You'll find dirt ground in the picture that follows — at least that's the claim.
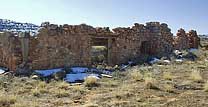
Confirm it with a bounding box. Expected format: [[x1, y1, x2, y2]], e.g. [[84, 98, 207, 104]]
[[1, 42, 208, 107]]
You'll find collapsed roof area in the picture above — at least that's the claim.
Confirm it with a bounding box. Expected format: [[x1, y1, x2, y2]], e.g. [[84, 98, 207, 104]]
[[0, 22, 200, 71]]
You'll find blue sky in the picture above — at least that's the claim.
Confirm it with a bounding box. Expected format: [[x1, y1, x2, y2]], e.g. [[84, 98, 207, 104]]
[[0, 0, 207, 34]]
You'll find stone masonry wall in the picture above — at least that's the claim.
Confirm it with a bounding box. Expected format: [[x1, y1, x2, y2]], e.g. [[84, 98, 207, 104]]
[[28, 23, 93, 70], [112, 22, 174, 63], [0, 32, 23, 71], [0, 22, 201, 71]]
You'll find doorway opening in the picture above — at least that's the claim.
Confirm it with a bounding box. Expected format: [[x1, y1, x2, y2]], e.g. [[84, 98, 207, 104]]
[[140, 41, 152, 55], [91, 38, 108, 65]]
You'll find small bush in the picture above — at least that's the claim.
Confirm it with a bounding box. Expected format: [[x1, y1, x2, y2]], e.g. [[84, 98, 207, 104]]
[[144, 77, 159, 90], [130, 70, 143, 81], [0, 95, 16, 107], [54, 89, 69, 98], [190, 70, 203, 82], [37, 81, 46, 88], [163, 84, 175, 93], [84, 76, 99, 87], [58, 81, 70, 90], [163, 72, 173, 80], [31, 88, 41, 97]]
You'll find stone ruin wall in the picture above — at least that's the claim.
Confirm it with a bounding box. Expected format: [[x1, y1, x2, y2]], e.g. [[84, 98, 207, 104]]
[[0, 22, 201, 71], [28, 24, 93, 70], [174, 29, 200, 50], [0, 32, 23, 70], [112, 22, 174, 63]]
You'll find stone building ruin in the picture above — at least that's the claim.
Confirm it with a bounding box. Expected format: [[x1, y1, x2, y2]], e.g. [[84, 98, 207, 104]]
[[0, 22, 200, 71]]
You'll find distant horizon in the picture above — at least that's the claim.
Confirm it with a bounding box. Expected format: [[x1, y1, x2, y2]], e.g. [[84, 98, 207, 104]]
[[0, 0, 207, 35]]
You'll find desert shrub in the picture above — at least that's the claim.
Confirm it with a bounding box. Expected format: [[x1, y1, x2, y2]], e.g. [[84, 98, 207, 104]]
[[54, 89, 69, 98], [84, 76, 99, 87], [144, 76, 159, 90], [31, 88, 41, 97], [163, 84, 175, 93], [37, 81, 46, 88], [130, 70, 143, 81], [163, 72, 173, 80], [190, 70, 203, 82], [57, 81, 70, 90], [0, 95, 16, 107], [16, 87, 31, 94]]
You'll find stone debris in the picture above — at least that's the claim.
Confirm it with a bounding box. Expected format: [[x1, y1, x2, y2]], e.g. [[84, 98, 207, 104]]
[[101, 74, 113, 78]]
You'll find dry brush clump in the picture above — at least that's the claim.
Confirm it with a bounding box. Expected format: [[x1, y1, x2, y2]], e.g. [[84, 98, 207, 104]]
[[54, 89, 70, 98], [57, 81, 70, 90], [204, 81, 208, 92], [189, 70, 203, 83], [163, 84, 175, 93], [31, 88, 41, 97], [163, 72, 174, 80], [84, 76, 99, 87], [130, 69, 143, 81], [0, 94, 17, 107], [144, 76, 159, 90]]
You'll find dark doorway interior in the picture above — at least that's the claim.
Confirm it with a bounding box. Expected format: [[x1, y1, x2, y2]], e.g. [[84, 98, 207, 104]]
[[140, 41, 152, 55]]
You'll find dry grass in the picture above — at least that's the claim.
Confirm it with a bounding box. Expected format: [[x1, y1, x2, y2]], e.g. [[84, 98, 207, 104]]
[[57, 81, 70, 90], [144, 76, 159, 90], [31, 88, 41, 97], [84, 76, 99, 87], [189, 70, 203, 82], [0, 94, 17, 107], [163, 84, 175, 93], [0, 47, 208, 107], [130, 69, 143, 81], [54, 89, 70, 98], [163, 72, 174, 80], [204, 81, 208, 92], [37, 81, 46, 88]]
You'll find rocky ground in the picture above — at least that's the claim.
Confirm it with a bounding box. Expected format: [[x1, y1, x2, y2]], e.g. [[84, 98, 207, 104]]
[[1, 42, 208, 107]]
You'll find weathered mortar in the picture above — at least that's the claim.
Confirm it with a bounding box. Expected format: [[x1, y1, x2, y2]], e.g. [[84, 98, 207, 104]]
[[0, 22, 201, 71]]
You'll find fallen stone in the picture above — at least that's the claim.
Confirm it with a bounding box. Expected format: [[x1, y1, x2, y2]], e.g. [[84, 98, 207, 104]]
[[101, 74, 113, 78], [175, 59, 183, 63], [31, 75, 39, 79]]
